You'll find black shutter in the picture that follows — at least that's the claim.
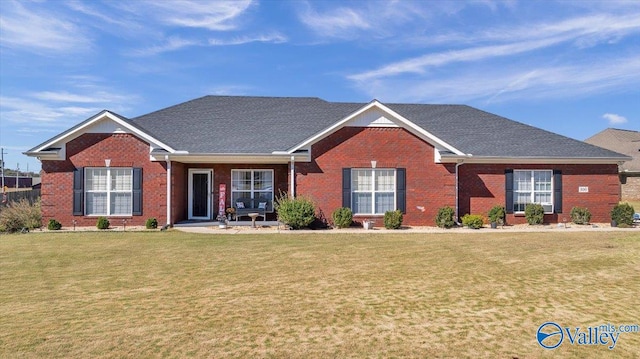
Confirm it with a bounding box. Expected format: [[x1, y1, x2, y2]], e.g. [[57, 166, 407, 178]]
[[132, 168, 142, 216], [73, 167, 83, 215], [342, 168, 351, 208], [553, 170, 562, 213], [505, 169, 514, 214], [396, 168, 406, 213]]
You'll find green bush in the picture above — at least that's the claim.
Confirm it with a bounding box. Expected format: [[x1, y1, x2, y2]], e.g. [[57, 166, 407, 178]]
[[96, 217, 110, 230], [487, 205, 505, 225], [524, 203, 545, 225], [275, 193, 316, 230], [331, 207, 353, 228], [47, 219, 62, 230], [146, 217, 158, 229], [435, 206, 456, 228], [570, 206, 591, 225], [384, 210, 403, 229], [611, 203, 635, 226], [0, 199, 42, 233], [461, 214, 484, 229]]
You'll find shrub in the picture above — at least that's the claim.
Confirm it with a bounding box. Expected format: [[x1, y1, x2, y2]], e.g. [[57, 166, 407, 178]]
[[48, 219, 62, 230], [0, 199, 42, 233], [146, 217, 158, 229], [435, 206, 456, 228], [275, 193, 316, 230], [384, 210, 403, 229], [96, 217, 110, 230], [611, 203, 635, 226], [461, 214, 484, 229], [570, 206, 591, 225], [332, 207, 353, 228], [524, 203, 545, 225], [487, 205, 505, 225]]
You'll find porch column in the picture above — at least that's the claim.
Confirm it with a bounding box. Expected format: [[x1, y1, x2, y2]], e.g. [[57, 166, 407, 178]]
[[165, 155, 172, 226], [290, 156, 295, 198]]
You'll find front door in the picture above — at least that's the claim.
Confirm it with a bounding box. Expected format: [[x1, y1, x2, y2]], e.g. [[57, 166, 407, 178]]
[[188, 169, 212, 220]]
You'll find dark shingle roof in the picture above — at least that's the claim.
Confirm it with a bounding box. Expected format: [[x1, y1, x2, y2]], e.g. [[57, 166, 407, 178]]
[[133, 96, 361, 153], [386, 104, 626, 158], [131, 95, 628, 159]]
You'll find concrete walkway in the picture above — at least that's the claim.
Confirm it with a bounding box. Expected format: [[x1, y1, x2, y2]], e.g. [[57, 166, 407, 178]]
[[173, 223, 639, 235]]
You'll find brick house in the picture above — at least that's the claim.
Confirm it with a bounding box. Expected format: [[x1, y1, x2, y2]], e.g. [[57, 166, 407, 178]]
[[585, 128, 640, 202], [25, 96, 630, 227]]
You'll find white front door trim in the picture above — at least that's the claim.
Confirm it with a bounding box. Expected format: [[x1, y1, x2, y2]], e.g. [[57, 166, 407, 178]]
[[188, 168, 213, 220]]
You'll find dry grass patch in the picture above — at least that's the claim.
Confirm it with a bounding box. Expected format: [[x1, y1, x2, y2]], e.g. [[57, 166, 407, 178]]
[[1, 231, 639, 358]]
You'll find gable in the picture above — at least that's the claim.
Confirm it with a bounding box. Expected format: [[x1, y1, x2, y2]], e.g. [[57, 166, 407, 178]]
[[24, 110, 176, 161], [288, 100, 465, 158], [346, 107, 399, 128]]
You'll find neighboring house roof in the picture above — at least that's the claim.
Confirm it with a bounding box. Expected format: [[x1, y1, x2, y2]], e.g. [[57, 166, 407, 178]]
[[26, 95, 630, 164], [585, 128, 640, 172]]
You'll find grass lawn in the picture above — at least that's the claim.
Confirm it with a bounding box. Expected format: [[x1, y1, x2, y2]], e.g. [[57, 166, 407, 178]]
[[1, 231, 639, 358]]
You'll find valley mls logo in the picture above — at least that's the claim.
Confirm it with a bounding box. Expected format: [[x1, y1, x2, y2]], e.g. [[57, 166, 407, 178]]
[[537, 322, 564, 349], [536, 322, 635, 350]]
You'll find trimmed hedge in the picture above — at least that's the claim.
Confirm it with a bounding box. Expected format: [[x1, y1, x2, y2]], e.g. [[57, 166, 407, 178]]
[[96, 217, 110, 230], [524, 203, 545, 225], [48, 219, 62, 230], [461, 214, 484, 229], [332, 207, 353, 228], [146, 218, 158, 229], [384, 210, 403, 229], [436, 206, 456, 228], [611, 203, 635, 226], [570, 206, 591, 225], [275, 193, 316, 230]]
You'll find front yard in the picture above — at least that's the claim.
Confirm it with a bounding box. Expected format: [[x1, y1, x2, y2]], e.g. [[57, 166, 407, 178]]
[[1, 231, 639, 358]]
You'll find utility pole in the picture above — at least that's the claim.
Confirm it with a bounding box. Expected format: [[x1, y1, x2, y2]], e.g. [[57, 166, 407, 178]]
[[16, 163, 20, 189], [1, 147, 6, 192]]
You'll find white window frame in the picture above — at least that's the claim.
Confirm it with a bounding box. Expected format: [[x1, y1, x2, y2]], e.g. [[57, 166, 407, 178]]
[[351, 168, 396, 215], [84, 167, 133, 216], [231, 169, 274, 212], [513, 169, 554, 214]]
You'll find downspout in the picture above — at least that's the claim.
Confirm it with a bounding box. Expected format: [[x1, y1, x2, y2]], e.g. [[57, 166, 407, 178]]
[[290, 156, 295, 198], [165, 155, 172, 226], [455, 160, 464, 223]]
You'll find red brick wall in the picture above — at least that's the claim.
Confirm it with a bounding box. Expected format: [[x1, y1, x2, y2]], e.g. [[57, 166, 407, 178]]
[[295, 127, 455, 226], [41, 133, 167, 227], [459, 164, 621, 224]]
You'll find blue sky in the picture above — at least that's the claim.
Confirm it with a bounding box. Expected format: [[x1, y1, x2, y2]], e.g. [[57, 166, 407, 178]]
[[1, 0, 639, 172]]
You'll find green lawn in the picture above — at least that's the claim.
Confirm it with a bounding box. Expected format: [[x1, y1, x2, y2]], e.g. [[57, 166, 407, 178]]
[[1, 231, 639, 358]]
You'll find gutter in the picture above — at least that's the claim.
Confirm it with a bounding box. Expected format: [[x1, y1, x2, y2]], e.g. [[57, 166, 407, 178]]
[[455, 160, 464, 223]]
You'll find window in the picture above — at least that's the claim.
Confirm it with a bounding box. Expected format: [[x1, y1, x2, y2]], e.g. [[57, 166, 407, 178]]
[[85, 168, 133, 215], [351, 169, 396, 214], [231, 169, 274, 210], [513, 170, 553, 213]]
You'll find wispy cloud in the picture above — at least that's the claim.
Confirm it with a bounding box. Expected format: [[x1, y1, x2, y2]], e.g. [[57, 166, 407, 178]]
[[30, 91, 130, 104], [140, 0, 254, 31], [0, 0, 91, 53], [602, 113, 628, 125], [349, 37, 572, 82], [298, 5, 371, 38], [350, 12, 640, 82], [133, 36, 203, 56], [354, 56, 640, 104], [208, 33, 287, 46], [1, 82, 137, 128]]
